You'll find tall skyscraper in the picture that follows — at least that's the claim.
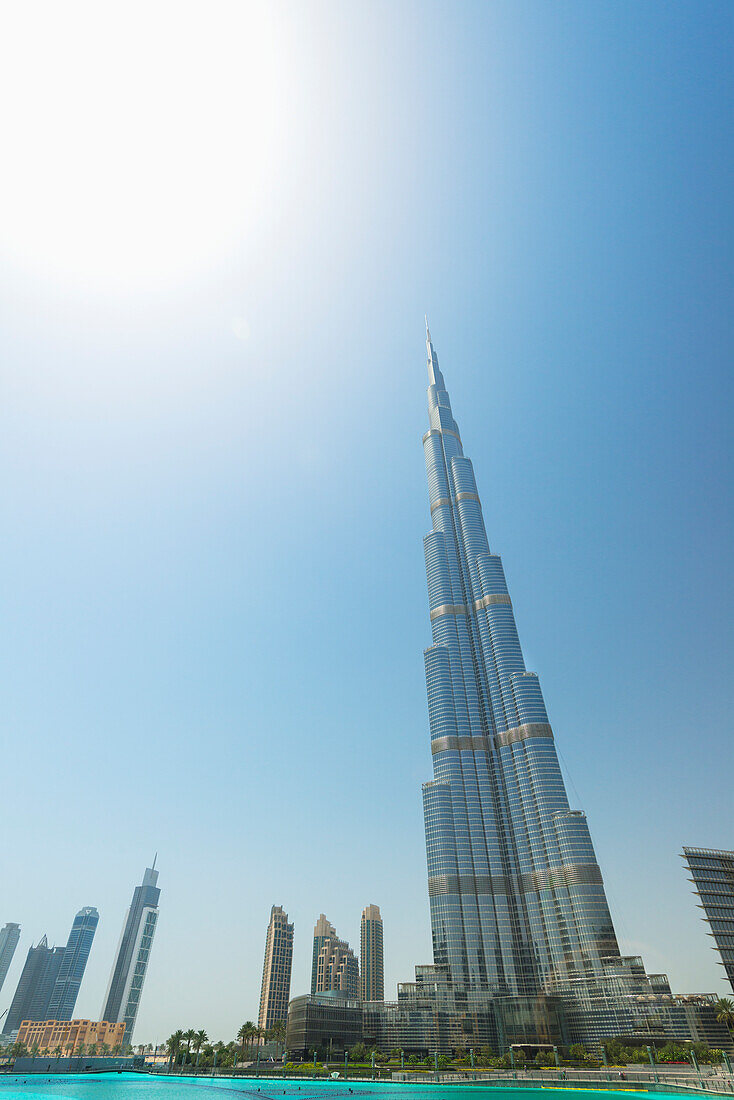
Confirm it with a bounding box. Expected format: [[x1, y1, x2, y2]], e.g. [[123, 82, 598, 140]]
[[418, 325, 669, 1042], [311, 914, 336, 995], [47, 906, 99, 1020], [683, 847, 734, 993], [101, 863, 160, 1046], [2, 936, 65, 1035], [258, 905, 294, 1032], [312, 917, 359, 1000], [360, 905, 383, 1002], [0, 923, 21, 996]]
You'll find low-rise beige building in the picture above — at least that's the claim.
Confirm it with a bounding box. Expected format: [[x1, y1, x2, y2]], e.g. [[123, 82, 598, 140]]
[[17, 1018, 125, 1054]]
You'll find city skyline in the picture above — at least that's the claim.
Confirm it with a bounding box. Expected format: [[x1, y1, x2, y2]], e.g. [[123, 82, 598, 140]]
[[1, 0, 731, 1044]]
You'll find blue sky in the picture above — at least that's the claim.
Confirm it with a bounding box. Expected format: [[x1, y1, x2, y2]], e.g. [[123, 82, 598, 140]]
[[1, 0, 732, 1043]]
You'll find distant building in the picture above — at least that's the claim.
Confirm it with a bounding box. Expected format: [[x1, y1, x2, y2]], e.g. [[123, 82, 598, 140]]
[[314, 927, 359, 1000], [0, 923, 21, 996], [258, 905, 294, 1032], [47, 907, 99, 1021], [2, 936, 65, 1035], [310, 915, 336, 995], [16, 1018, 125, 1055], [360, 905, 383, 1002], [683, 847, 734, 993], [286, 993, 362, 1059], [101, 863, 160, 1046]]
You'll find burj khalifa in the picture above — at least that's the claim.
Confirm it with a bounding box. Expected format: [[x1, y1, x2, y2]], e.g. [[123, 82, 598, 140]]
[[418, 324, 683, 1044]]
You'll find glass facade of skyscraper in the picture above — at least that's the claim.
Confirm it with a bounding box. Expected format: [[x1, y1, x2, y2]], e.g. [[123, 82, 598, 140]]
[[47, 906, 99, 1021], [2, 936, 65, 1035]]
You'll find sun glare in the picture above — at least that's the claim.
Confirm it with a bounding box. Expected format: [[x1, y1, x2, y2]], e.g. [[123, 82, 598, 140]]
[[0, 1, 285, 292]]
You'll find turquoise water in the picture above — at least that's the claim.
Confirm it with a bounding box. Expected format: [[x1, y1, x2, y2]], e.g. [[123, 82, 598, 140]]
[[0, 1072, 664, 1100]]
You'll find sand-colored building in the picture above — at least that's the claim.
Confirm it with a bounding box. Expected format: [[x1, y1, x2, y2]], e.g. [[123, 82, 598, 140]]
[[16, 1018, 125, 1054]]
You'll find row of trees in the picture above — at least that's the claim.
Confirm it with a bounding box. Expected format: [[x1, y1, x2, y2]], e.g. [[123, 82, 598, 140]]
[[164, 1020, 287, 1069], [3, 1040, 129, 1061]]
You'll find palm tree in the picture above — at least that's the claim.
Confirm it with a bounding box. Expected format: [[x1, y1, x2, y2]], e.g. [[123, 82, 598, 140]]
[[715, 998, 734, 1030], [236, 1024, 248, 1066], [183, 1029, 197, 1064], [194, 1030, 208, 1068], [167, 1030, 184, 1068], [239, 1020, 257, 1060], [270, 1020, 286, 1054]]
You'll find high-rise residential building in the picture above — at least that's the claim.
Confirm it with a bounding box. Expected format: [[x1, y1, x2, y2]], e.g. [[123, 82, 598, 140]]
[[416, 324, 685, 1044], [2, 936, 65, 1035], [360, 905, 383, 1002], [47, 906, 99, 1021], [683, 847, 734, 993], [101, 863, 160, 1046], [258, 905, 294, 1032], [312, 919, 359, 1000], [0, 923, 21, 996], [311, 914, 336, 995]]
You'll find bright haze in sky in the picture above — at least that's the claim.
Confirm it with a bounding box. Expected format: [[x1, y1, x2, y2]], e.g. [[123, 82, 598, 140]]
[[1, 0, 732, 1044]]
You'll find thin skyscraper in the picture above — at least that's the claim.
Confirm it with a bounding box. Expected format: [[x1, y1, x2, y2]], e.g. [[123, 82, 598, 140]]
[[0, 923, 20, 997], [101, 862, 160, 1045], [360, 905, 383, 1002], [47, 906, 99, 1020], [258, 905, 294, 1032]]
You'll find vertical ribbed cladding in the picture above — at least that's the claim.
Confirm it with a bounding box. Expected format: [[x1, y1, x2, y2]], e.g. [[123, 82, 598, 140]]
[[422, 780, 465, 979], [553, 812, 620, 965], [511, 673, 549, 725], [424, 645, 458, 750], [424, 533, 454, 613]]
